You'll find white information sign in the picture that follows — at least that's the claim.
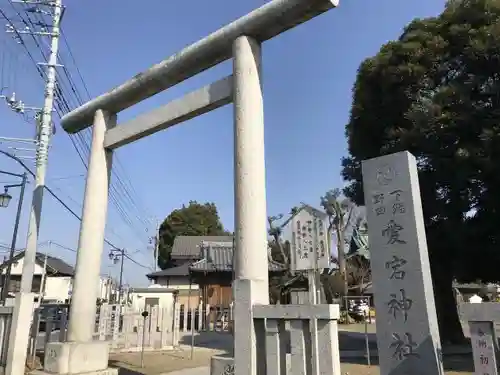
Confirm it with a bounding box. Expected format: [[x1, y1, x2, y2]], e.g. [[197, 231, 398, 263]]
[[291, 207, 330, 271]]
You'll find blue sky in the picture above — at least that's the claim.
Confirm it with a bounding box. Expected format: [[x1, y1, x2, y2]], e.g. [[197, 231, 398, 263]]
[[0, 0, 446, 287]]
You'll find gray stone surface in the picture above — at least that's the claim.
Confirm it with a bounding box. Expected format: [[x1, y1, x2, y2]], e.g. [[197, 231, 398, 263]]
[[60, 0, 339, 133], [362, 151, 444, 375], [164, 367, 209, 375], [32, 368, 118, 375], [210, 354, 298, 375], [44, 341, 110, 374], [210, 355, 234, 375], [461, 302, 500, 322], [469, 321, 498, 375]]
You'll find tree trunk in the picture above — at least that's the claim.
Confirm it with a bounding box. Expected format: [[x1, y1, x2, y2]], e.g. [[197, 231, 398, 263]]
[[335, 224, 348, 298], [432, 199, 467, 345], [277, 239, 288, 265], [432, 260, 465, 345]]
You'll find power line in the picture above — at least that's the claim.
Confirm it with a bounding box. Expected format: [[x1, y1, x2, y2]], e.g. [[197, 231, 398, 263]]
[[1, 2, 155, 254], [0, 148, 150, 270]]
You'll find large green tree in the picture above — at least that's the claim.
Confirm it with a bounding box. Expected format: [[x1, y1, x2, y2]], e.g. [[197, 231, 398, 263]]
[[158, 201, 230, 269], [341, 0, 500, 343]]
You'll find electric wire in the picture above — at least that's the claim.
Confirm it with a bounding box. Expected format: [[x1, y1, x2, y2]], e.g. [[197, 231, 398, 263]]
[[0, 2, 155, 251], [0, 148, 152, 270], [2, 0, 153, 237]]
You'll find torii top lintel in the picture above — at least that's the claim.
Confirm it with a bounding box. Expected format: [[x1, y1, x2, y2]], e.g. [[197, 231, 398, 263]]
[[60, 0, 339, 134]]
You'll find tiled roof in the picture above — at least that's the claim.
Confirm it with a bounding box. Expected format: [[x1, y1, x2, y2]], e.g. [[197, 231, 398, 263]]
[[0, 251, 74, 276], [39, 254, 75, 276], [171, 236, 234, 259], [146, 262, 192, 278], [190, 241, 286, 273]]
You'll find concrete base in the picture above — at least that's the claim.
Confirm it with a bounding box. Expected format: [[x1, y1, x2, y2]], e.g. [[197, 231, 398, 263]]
[[210, 355, 293, 375], [32, 368, 118, 375], [5, 292, 35, 375], [43, 341, 110, 375], [210, 356, 233, 375]]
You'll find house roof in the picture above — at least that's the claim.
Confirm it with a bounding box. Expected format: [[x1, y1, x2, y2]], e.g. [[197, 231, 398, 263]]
[[0, 251, 74, 276], [146, 262, 192, 279], [171, 235, 234, 259], [190, 241, 286, 273]]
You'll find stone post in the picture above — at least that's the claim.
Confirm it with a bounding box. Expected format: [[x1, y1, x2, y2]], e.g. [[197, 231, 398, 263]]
[[68, 109, 115, 342], [42, 109, 117, 375], [362, 151, 444, 375], [232, 35, 269, 375]]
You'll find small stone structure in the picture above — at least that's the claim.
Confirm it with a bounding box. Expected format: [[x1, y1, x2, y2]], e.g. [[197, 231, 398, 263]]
[[211, 304, 341, 375], [461, 302, 500, 375]]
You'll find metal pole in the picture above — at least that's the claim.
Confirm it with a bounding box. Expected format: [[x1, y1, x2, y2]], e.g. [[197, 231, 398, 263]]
[[140, 311, 148, 367], [118, 249, 124, 304], [21, 0, 63, 294], [2, 172, 27, 303], [187, 275, 194, 360], [364, 310, 371, 366]]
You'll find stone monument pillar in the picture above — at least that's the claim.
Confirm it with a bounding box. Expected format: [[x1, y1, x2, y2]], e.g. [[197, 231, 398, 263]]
[[362, 151, 444, 375]]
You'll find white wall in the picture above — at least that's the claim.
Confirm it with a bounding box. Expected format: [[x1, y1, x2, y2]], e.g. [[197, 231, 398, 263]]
[[42, 275, 116, 303], [0, 257, 44, 275], [0, 256, 71, 302], [153, 276, 199, 290], [44, 276, 72, 302], [129, 289, 176, 312], [96, 276, 120, 301]]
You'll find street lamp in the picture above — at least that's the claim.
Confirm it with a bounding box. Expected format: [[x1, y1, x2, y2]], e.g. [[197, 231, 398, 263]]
[[0, 189, 12, 208], [0, 170, 28, 304], [109, 248, 125, 304]]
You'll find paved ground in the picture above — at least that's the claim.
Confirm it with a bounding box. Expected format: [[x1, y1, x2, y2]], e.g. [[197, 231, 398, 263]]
[[105, 323, 475, 375], [29, 323, 475, 374], [108, 348, 226, 375], [108, 351, 475, 375]]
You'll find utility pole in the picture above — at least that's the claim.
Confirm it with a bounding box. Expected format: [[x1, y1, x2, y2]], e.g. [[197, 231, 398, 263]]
[[118, 249, 124, 303], [154, 219, 159, 272], [149, 218, 160, 272], [108, 248, 125, 304], [6, 0, 64, 293]]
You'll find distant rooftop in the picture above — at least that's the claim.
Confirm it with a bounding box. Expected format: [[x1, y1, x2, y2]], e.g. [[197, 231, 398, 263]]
[[0, 251, 74, 276], [190, 241, 286, 273], [171, 235, 233, 260]]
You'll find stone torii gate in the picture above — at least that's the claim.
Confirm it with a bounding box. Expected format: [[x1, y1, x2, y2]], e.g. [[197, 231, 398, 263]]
[[42, 1, 340, 375]]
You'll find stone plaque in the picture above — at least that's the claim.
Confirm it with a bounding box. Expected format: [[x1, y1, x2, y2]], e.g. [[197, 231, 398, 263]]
[[362, 151, 444, 375], [469, 321, 498, 375]]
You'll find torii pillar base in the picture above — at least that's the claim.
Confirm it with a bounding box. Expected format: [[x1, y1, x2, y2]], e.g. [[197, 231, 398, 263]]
[[36, 341, 117, 375]]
